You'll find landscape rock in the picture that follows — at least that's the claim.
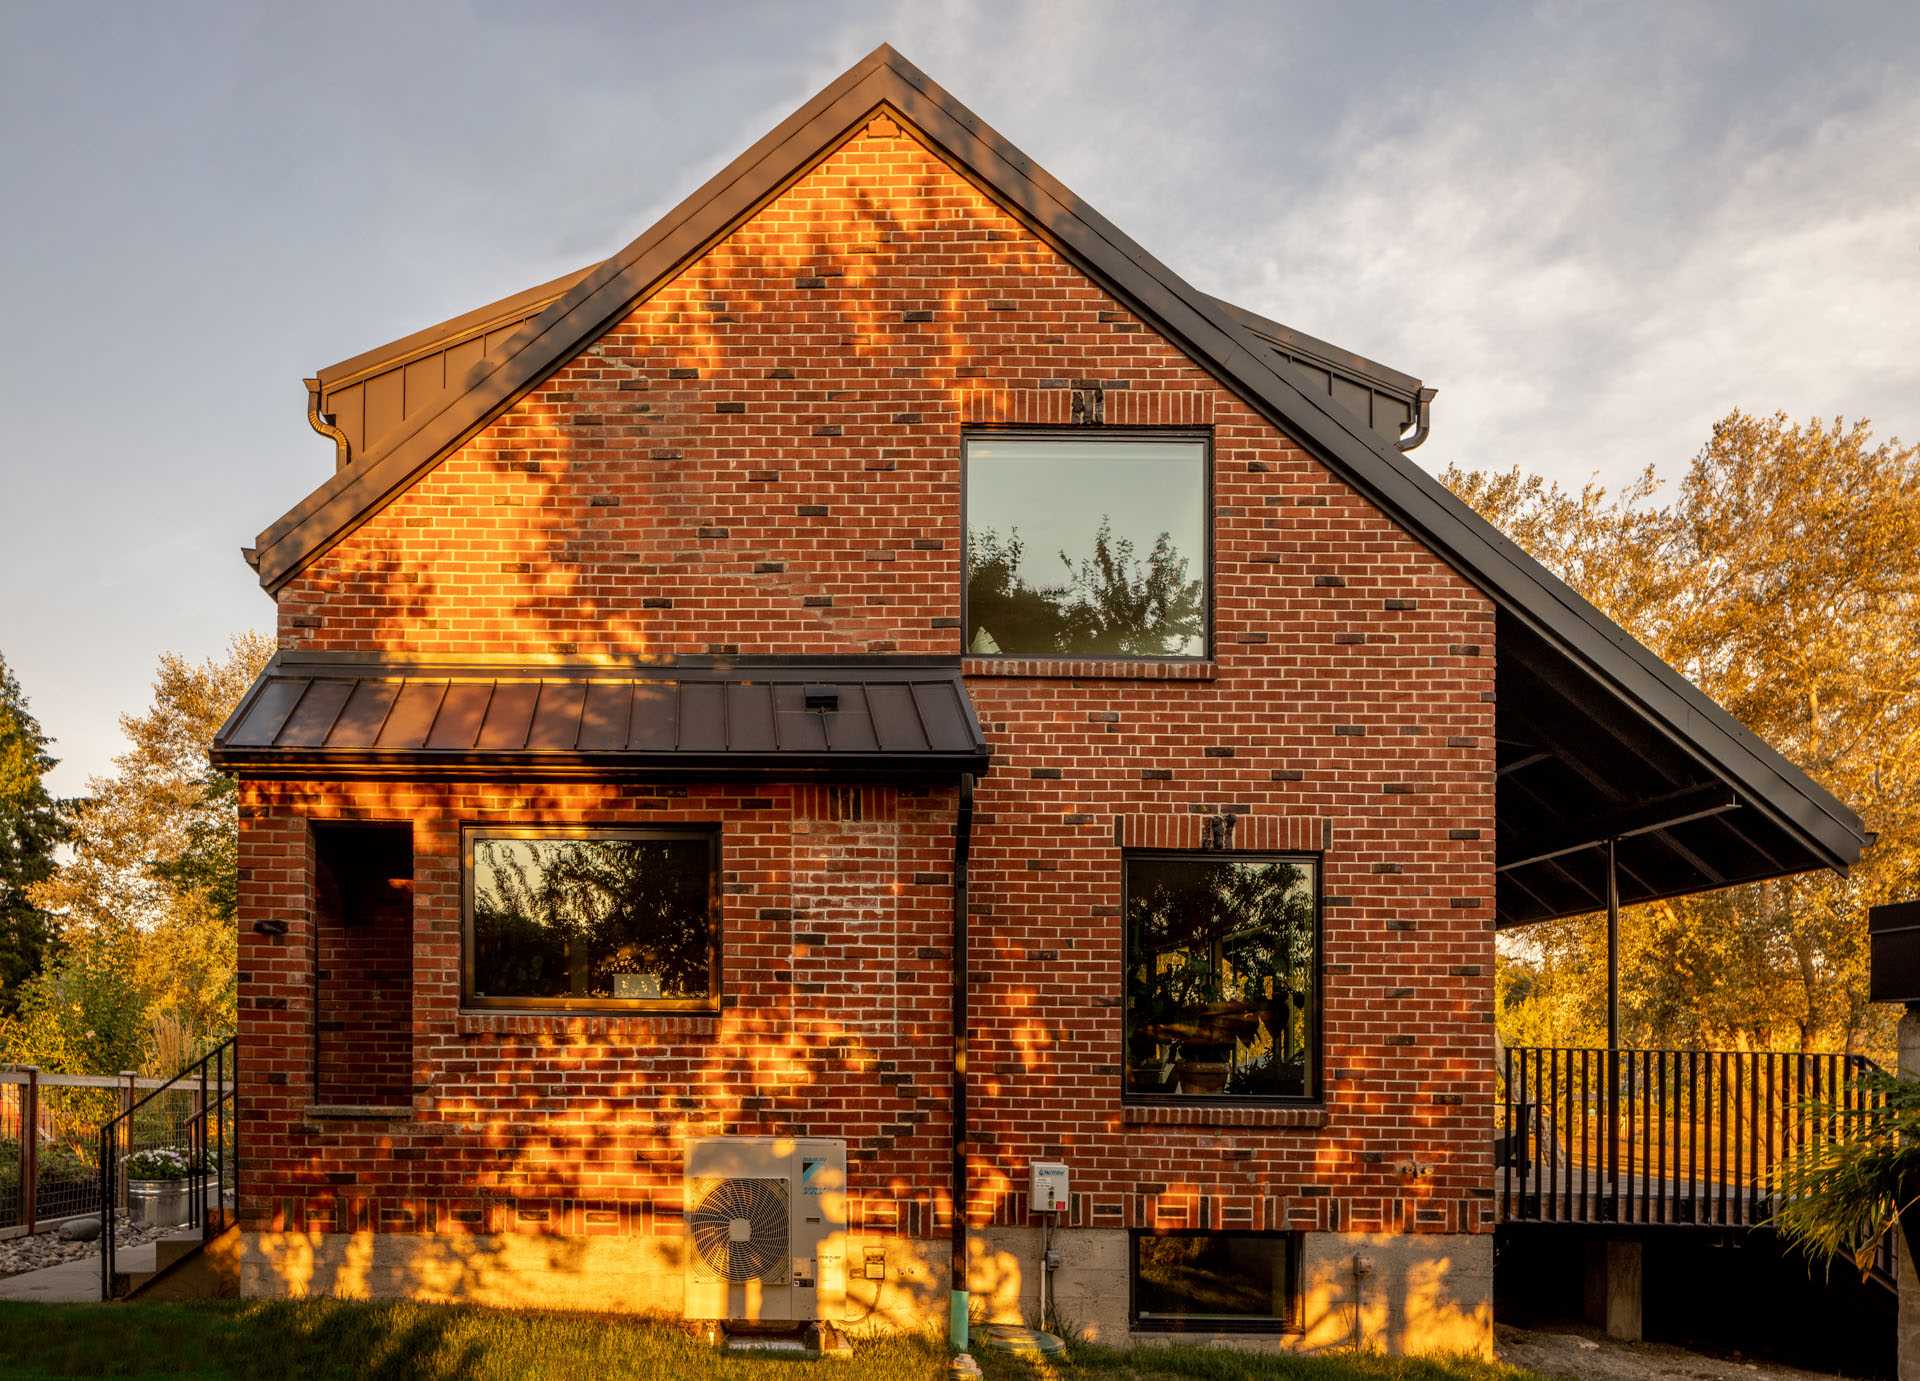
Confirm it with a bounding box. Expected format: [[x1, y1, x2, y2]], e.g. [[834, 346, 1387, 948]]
[[57, 1217, 101, 1242]]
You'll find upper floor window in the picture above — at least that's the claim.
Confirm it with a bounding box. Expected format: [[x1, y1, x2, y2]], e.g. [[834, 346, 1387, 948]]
[[963, 435, 1209, 659], [1124, 853, 1319, 1101], [463, 827, 719, 1011]]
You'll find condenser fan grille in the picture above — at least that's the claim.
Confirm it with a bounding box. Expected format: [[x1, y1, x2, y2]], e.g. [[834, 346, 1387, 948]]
[[689, 1177, 790, 1284]]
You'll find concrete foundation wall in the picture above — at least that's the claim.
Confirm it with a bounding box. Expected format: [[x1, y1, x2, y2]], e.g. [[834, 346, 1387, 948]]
[[239, 1227, 1492, 1357]]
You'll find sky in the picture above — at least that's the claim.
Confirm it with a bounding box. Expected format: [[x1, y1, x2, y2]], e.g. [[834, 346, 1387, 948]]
[[2, 1, 1916, 797]]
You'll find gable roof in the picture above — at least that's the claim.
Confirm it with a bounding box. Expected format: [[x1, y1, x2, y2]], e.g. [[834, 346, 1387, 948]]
[[245, 43, 1868, 914]]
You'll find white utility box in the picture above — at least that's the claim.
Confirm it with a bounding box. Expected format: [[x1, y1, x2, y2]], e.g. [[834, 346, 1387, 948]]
[[1030, 1160, 1070, 1214]]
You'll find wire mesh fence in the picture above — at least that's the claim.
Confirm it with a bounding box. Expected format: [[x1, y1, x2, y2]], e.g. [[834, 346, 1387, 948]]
[[0, 1068, 190, 1236]]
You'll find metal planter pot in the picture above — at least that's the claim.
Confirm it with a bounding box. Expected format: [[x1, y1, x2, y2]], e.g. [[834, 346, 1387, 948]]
[[127, 1177, 193, 1231]]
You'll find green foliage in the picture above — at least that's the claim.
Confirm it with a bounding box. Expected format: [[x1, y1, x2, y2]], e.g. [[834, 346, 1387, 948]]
[[1, 635, 271, 1075], [0, 1139, 94, 1195], [0, 653, 65, 1019], [1768, 1067, 1920, 1275], [1, 918, 152, 1073]]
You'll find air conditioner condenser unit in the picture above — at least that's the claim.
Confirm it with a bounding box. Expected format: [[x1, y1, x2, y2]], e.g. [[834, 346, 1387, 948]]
[[684, 1135, 847, 1324]]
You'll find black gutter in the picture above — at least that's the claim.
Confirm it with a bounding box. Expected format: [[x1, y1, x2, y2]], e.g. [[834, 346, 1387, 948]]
[[949, 772, 975, 1355]]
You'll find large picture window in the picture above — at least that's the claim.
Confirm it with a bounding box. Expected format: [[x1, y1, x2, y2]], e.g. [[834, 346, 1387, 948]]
[[463, 828, 719, 1011], [1131, 1231, 1301, 1332], [964, 435, 1209, 659], [1124, 853, 1318, 1101]]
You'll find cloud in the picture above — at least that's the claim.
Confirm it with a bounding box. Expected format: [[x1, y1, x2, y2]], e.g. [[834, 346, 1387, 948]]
[[839, 2, 1920, 490]]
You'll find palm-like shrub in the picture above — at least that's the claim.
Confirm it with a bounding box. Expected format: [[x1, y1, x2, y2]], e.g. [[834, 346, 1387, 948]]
[[1768, 1068, 1919, 1274]]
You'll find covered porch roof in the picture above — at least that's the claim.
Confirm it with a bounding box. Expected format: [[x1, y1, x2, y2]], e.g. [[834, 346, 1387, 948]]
[[1494, 608, 1867, 928]]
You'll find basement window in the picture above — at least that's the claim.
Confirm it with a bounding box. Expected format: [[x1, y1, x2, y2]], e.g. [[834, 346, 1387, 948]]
[[963, 434, 1209, 659], [462, 827, 719, 1012], [1124, 853, 1319, 1102], [1130, 1230, 1302, 1332]]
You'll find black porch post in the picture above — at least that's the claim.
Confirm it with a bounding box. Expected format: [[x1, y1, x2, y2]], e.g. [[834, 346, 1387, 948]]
[[1606, 837, 1620, 1207]]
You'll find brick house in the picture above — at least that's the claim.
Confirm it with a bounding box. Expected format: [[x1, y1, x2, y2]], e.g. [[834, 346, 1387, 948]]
[[214, 47, 1865, 1354]]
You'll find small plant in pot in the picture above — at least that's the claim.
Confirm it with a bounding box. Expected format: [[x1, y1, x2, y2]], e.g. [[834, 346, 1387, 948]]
[[124, 1147, 202, 1231], [1768, 1067, 1920, 1276]]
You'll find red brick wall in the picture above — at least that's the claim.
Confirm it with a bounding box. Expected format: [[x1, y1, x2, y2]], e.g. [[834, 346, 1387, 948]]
[[240, 112, 1497, 1247], [239, 782, 959, 1238]]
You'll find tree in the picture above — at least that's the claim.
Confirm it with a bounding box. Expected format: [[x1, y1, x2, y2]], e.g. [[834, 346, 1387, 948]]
[[0, 654, 64, 1017], [2, 634, 271, 1073], [1452, 413, 1920, 1060], [966, 519, 1205, 656]]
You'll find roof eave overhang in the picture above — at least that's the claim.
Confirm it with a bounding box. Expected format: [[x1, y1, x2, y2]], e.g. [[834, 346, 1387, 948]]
[[209, 748, 991, 781]]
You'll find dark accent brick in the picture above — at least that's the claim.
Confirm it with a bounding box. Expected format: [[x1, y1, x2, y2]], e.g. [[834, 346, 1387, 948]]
[[696, 527, 729, 539], [1140, 768, 1173, 781], [668, 368, 699, 379], [642, 597, 673, 609], [1313, 575, 1346, 588], [1385, 598, 1417, 610], [1030, 768, 1063, 780], [798, 504, 829, 517], [715, 402, 746, 414]]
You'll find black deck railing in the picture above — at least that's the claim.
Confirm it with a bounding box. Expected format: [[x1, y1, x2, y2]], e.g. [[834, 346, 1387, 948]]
[[1500, 1046, 1884, 1230], [98, 1038, 236, 1300]]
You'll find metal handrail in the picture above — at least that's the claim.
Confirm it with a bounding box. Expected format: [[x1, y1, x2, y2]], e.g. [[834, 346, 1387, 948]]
[[99, 1037, 236, 1300]]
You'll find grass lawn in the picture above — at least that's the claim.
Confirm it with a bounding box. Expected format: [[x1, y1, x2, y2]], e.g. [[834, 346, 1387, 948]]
[[0, 1300, 1536, 1380]]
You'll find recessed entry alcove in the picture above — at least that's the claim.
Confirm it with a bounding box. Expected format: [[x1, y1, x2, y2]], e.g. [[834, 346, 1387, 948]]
[[312, 823, 414, 1109]]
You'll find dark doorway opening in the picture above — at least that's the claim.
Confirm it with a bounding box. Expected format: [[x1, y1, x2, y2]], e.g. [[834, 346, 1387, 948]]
[[312, 823, 414, 1107]]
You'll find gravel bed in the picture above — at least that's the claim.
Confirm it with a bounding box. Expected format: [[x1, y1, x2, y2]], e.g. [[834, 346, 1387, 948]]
[[0, 1216, 169, 1278]]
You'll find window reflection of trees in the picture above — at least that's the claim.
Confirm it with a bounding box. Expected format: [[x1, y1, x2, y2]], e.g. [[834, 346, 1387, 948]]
[[471, 835, 713, 1003], [966, 519, 1205, 658], [1125, 858, 1316, 1099]]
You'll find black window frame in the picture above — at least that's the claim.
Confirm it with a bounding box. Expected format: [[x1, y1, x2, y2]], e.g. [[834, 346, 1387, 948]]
[[959, 427, 1216, 664], [1128, 1228, 1305, 1334], [460, 824, 723, 1014], [1121, 849, 1324, 1107]]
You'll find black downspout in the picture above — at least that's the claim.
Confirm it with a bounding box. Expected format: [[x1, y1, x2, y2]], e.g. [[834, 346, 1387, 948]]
[[949, 772, 976, 1355]]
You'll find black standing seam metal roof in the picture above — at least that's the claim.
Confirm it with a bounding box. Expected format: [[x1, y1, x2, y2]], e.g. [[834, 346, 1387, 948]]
[[211, 657, 990, 779], [241, 43, 1866, 900]]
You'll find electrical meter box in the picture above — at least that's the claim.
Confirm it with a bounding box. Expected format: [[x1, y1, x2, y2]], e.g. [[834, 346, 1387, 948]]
[[1030, 1160, 1070, 1214]]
